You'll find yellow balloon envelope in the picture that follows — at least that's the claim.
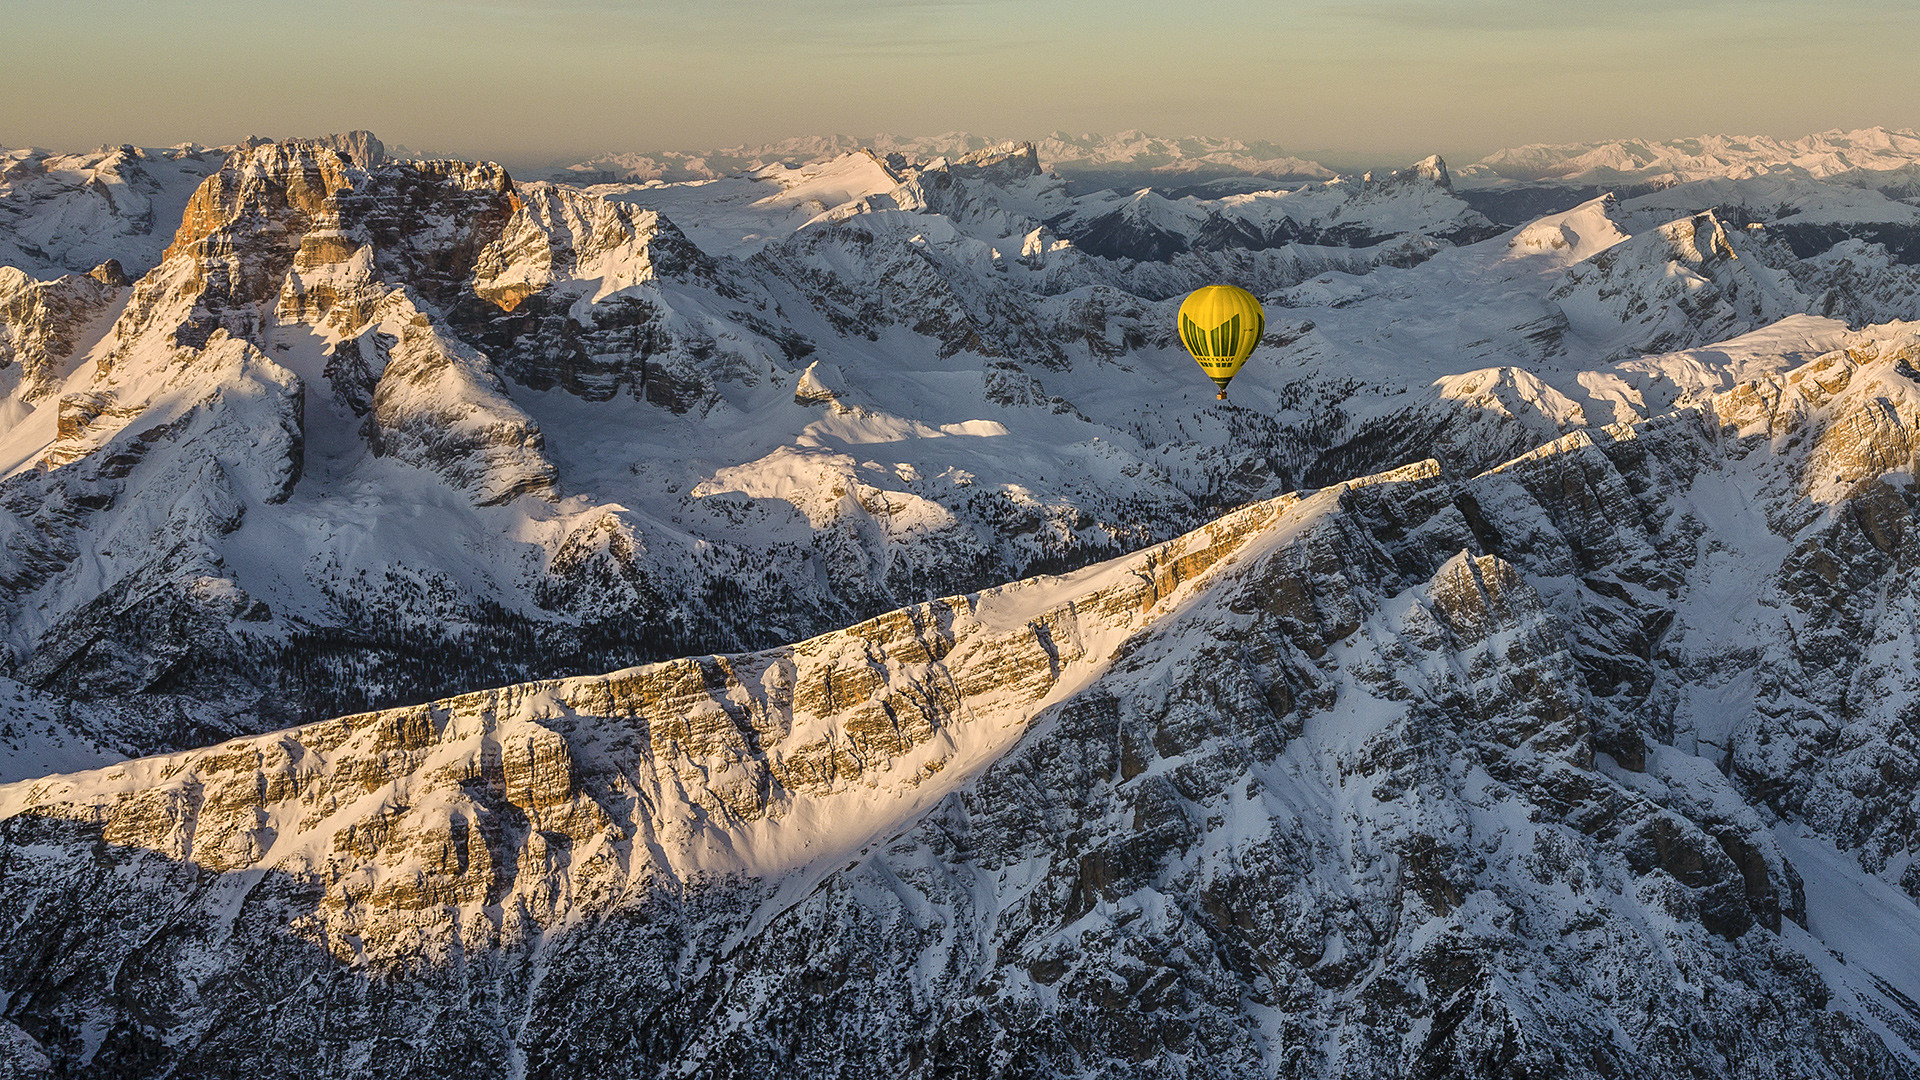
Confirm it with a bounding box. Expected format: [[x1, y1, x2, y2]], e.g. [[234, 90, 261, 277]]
[[1177, 284, 1265, 399]]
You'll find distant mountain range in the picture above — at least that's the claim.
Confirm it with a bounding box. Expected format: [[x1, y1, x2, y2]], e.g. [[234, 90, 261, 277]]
[[1459, 126, 1920, 188], [542, 130, 1338, 187], [543, 126, 1920, 194]]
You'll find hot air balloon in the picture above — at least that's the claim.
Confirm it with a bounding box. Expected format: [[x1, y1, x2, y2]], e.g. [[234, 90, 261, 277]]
[[1177, 284, 1265, 399]]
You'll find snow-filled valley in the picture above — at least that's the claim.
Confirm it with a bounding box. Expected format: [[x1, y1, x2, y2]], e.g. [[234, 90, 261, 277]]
[[2, 126, 1920, 1078]]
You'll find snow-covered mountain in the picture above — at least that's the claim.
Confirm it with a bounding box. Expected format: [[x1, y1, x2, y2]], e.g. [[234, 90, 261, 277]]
[[1044, 155, 1499, 262], [0, 132, 385, 280], [5, 126, 1920, 1076], [1463, 126, 1920, 188], [0, 142, 227, 278], [5, 132, 1920, 756], [1029, 129, 1336, 186], [6, 327, 1920, 1075]]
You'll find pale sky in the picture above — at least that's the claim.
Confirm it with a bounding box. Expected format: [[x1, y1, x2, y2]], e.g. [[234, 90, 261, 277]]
[[4, 0, 1917, 170]]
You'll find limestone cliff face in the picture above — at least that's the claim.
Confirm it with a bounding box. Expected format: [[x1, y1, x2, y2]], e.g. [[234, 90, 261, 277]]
[[134, 138, 365, 352], [0, 491, 1293, 954], [0, 265, 121, 404], [458, 184, 762, 409], [6, 337, 1920, 1076]]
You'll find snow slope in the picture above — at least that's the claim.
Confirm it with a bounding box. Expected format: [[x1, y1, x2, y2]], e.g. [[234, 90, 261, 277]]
[[0, 677, 115, 783]]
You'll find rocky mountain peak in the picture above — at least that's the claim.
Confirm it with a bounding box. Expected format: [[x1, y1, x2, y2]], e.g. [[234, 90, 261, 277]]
[[1654, 208, 1738, 266], [160, 137, 365, 267], [951, 140, 1042, 177], [1407, 152, 1451, 186], [1544, 207, 1802, 358], [160, 138, 511, 284], [314, 129, 386, 168], [84, 259, 128, 288], [1364, 153, 1452, 191]]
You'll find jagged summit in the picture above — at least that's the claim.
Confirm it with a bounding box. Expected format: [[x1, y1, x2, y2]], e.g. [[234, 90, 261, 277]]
[[0, 131, 402, 280], [1366, 153, 1451, 190], [940, 139, 1042, 177], [314, 129, 385, 167]]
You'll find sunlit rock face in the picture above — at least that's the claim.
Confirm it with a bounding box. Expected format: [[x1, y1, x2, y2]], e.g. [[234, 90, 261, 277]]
[[5, 327, 1920, 1075], [0, 264, 122, 404]]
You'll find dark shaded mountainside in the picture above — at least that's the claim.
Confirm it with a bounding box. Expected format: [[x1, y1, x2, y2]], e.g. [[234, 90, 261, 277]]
[[4, 328, 1920, 1077]]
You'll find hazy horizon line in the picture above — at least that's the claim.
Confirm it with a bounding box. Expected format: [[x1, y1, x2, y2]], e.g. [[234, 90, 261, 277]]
[[10, 121, 1920, 178]]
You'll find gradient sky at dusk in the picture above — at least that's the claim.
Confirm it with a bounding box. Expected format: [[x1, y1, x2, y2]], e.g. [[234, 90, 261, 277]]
[[5, 0, 1917, 169]]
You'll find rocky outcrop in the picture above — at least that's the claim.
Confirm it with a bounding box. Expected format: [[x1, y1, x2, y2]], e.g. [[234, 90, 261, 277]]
[[457, 184, 763, 407], [362, 291, 556, 504], [889, 142, 1070, 237], [1794, 238, 1920, 326], [316, 130, 386, 169], [1547, 210, 1812, 358], [1309, 365, 1592, 483], [0, 265, 121, 403], [760, 216, 1056, 361]]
